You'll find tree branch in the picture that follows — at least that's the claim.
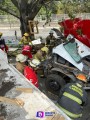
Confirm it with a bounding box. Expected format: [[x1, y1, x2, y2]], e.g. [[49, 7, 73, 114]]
[[11, 0, 19, 9], [0, 5, 20, 19], [27, 0, 43, 19]]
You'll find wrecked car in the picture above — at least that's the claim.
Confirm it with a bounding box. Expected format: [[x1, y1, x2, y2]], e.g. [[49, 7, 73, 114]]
[[44, 35, 90, 95]]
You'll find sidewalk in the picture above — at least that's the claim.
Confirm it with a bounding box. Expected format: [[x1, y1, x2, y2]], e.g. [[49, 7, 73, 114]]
[[0, 25, 60, 39]]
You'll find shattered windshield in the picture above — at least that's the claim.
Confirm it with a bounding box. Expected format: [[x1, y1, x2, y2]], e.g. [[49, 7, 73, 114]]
[[64, 38, 81, 63]]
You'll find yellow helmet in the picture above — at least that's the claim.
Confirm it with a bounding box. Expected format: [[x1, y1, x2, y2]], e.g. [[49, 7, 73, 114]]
[[0, 32, 3, 36], [76, 74, 87, 82], [24, 33, 29, 37], [41, 46, 49, 54]]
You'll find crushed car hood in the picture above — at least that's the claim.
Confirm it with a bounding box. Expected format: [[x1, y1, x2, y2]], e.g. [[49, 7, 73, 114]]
[[53, 38, 90, 71]]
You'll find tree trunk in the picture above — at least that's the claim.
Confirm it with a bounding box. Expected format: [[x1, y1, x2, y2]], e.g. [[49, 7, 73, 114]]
[[0, 0, 48, 37], [20, 17, 25, 35], [19, 0, 43, 37]]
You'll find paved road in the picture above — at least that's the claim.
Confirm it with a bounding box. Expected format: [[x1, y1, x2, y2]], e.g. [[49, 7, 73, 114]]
[[0, 25, 59, 42]]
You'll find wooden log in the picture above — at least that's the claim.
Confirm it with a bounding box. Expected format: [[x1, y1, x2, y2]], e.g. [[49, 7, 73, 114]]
[[16, 88, 33, 93], [0, 96, 24, 107]]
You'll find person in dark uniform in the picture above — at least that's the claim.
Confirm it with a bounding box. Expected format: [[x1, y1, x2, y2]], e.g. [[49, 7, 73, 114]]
[[0, 32, 8, 53], [45, 30, 56, 52], [57, 74, 87, 120]]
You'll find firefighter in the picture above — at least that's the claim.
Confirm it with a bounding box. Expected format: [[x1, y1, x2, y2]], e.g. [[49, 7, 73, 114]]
[[0, 32, 8, 53], [45, 30, 56, 52], [41, 46, 49, 61], [24, 59, 40, 88], [19, 32, 32, 45], [33, 47, 49, 78], [57, 74, 87, 120], [16, 54, 27, 73], [33, 46, 49, 62], [22, 45, 32, 59], [16, 54, 39, 88]]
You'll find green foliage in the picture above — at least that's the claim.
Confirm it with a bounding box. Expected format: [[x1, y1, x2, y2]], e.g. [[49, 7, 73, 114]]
[[60, 0, 90, 14], [39, 0, 90, 16], [0, 10, 6, 15], [0, 0, 90, 16], [38, 7, 46, 16], [38, 1, 59, 21], [68, 13, 75, 20], [0, 0, 19, 15]]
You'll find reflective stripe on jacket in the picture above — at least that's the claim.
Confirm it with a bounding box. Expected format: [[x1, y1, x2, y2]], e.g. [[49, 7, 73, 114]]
[[57, 104, 82, 119], [58, 83, 87, 119], [63, 92, 82, 104]]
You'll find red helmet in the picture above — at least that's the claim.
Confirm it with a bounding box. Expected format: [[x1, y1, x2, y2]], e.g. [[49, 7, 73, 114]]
[[22, 45, 32, 59], [22, 45, 32, 52]]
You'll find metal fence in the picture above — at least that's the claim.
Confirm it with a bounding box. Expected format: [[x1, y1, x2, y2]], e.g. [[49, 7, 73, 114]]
[[0, 13, 90, 28], [35, 13, 90, 21], [51, 13, 90, 21], [0, 15, 20, 27]]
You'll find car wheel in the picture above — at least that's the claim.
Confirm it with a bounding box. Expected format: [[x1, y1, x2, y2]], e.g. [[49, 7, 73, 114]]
[[45, 74, 66, 95]]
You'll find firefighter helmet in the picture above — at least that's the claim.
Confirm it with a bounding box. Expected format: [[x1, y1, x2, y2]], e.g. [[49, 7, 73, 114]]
[[29, 59, 40, 68], [41, 46, 49, 54], [16, 54, 27, 62], [22, 45, 32, 51], [24, 33, 29, 37], [76, 74, 87, 82]]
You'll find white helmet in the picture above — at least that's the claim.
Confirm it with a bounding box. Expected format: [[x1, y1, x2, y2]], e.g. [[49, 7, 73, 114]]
[[29, 59, 40, 68], [49, 30, 54, 34], [16, 54, 27, 62]]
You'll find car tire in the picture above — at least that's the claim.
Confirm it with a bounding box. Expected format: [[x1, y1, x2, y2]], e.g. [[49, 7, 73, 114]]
[[45, 74, 66, 95]]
